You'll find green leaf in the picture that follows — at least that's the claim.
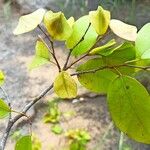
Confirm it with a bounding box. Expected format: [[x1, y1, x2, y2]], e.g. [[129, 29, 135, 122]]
[[66, 15, 98, 56], [0, 99, 11, 119], [89, 39, 116, 55], [44, 11, 72, 41], [77, 58, 117, 93], [108, 75, 150, 144], [109, 19, 137, 41], [15, 135, 32, 150], [89, 6, 110, 35], [135, 23, 150, 58], [13, 8, 46, 35], [141, 49, 150, 59], [54, 71, 77, 99], [104, 42, 136, 75], [0, 70, 5, 86], [51, 124, 63, 134], [28, 40, 51, 70]]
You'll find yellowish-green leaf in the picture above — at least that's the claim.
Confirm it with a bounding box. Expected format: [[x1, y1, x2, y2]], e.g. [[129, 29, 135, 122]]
[[44, 11, 72, 41], [29, 40, 51, 70], [89, 39, 116, 55], [89, 6, 110, 35], [13, 8, 46, 35], [54, 71, 77, 99], [104, 42, 136, 75], [141, 49, 150, 59], [77, 58, 117, 93], [135, 23, 150, 58], [35, 40, 50, 59], [66, 15, 98, 56], [109, 19, 137, 41], [108, 75, 150, 144], [0, 70, 5, 86], [67, 17, 75, 27], [15, 135, 32, 150], [28, 57, 50, 70], [0, 99, 11, 119]]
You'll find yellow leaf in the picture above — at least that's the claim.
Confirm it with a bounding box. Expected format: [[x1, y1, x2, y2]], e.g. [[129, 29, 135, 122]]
[[109, 19, 137, 41], [89, 6, 110, 35], [44, 11, 72, 41], [67, 17, 75, 27], [0, 70, 5, 86], [54, 71, 77, 99], [13, 8, 46, 35], [89, 39, 116, 55]]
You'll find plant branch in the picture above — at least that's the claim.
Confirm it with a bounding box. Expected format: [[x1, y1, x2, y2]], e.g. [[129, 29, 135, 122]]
[[71, 23, 91, 50], [71, 63, 150, 76], [64, 31, 109, 70], [119, 132, 124, 150], [0, 84, 53, 150], [63, 23, 91, 70], [38, 25, 61, 72], [71, 65, 122, 76], [65, 52, 89, 70], [125, 64, 150, 70]]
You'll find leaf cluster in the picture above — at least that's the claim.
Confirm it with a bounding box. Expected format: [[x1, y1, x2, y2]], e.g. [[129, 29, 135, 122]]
[[0, 5, 150, 149]]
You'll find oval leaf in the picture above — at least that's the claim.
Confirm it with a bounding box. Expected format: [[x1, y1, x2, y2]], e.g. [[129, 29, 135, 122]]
[[89, 6, 110, 35], [0, 99, 11, 119], [89, 39, 116, 55], [66, 15, 98, 56], [28, 40, 51, 70], [54, 71, 77, 99], [67, 17, 75, 27], [141, 49, 150, 59], [108, 75, 150, 143], [77, 58, 117, 93], [109, 19, 137, 41], [0, 70, 5, 86], [15, 135, 32, 150], [104, 42, 136, 75], [135, 23, 150, 58], [13, 8, 46, 35], [44, 11, 72, 41]]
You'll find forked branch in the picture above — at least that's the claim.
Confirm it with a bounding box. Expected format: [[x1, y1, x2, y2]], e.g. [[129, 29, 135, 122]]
[[0, 84, 53, 150]]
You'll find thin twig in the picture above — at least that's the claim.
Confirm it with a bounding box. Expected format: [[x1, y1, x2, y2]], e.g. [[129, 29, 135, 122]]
[[71, 63, 150, 76], [119, 132, 124, 150], [71, 23, 91, 50], [67, 34, 108, 70], [38, 25, 61, 72], [125, 64, 150, 70], [0, 87, 10, 104], [65, 30, 112, 70], [65, 53, 89, 70], [71, 64, 125, 76], [38, 35, 53, 56], [63, 50, 72, 70], [63, 23, 91, 70], [0, 84, 53, 150]]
